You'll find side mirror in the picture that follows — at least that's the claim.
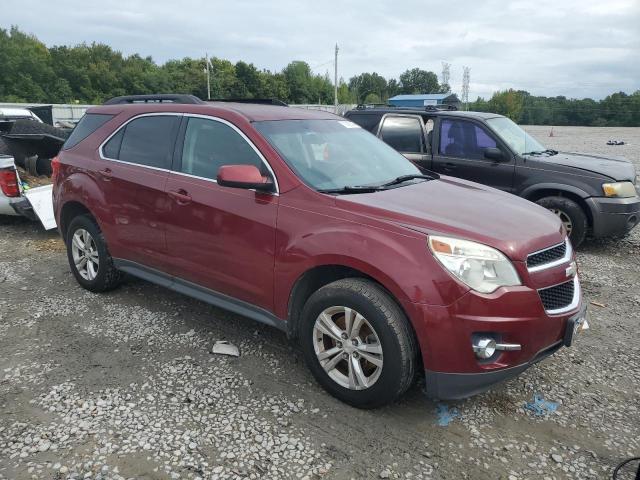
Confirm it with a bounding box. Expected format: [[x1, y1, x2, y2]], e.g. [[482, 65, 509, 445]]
[[484, 147, 506, 162], [217, 165, 274, 192]]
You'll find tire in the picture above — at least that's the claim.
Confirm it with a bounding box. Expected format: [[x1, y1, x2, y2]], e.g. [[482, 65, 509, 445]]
[[536, 196, 588, 247], [0, 137, 11, 155], [299, 278, 417, 408], [66, 214, 122, 292]]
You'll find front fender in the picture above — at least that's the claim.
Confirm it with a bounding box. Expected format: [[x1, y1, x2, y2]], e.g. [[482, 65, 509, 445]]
[[273, 206, 469, 321]]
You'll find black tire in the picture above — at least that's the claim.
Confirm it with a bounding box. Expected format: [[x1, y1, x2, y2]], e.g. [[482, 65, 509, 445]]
[[66, 214, 122, 292], [0, 137, 11, 155], [299, 278, 417, 408], [536, 196, 588, 247]]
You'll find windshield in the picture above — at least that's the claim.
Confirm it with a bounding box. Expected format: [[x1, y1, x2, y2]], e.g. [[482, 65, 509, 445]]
[[254, 119, 421, 191], [486, 117, 546, 155]]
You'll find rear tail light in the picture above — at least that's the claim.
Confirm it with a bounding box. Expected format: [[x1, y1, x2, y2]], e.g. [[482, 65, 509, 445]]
[[0, 167, 20, 197], [51, 156, 60, 184]]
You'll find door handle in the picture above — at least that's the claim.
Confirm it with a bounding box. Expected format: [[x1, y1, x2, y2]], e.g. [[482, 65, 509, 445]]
[[168, 189, 192, 204], [444, 162, 457, 169], [98, 168, 112, 180]]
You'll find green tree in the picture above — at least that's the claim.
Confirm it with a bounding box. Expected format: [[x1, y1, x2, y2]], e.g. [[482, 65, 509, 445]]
[[398, 68, 440, 94]]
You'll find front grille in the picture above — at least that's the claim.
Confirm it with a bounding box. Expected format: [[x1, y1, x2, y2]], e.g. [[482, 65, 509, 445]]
[[539, 280, 575, 311], [527, 242, 567, 269]]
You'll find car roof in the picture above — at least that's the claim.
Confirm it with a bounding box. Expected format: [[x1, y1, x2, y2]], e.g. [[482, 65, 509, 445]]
[[87, 102, 340, 122], [346, 107, 504, 120]]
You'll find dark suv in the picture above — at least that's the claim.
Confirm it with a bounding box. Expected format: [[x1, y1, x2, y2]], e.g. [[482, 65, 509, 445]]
[[344, 106, 640, 247], [53, 95, 587, 408]]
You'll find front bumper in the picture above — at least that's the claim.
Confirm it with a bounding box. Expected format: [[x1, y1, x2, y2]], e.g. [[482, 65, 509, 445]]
[[407, 273, 585, 400], [424, 303, 587, 399], [586, 195, 640, 238]]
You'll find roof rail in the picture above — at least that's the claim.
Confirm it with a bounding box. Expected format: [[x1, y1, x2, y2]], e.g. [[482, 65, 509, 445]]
[[208, 98, 288, 107], [103, 94, 205, 105], [424, 104, 458, 111], [355, 103, 393, 110]]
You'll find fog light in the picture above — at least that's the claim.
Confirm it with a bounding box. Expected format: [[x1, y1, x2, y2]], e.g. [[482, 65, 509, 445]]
[[473, 338, 496, 359]]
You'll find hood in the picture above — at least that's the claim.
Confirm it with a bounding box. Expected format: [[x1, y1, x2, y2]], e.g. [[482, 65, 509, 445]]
[[337, 177, 564, 262], [534, 152, 637, 182]]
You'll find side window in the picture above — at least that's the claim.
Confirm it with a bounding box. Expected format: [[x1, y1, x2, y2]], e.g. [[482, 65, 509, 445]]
[[180, 117, 263, 180], [345, 113, 381, 132], [63, 113, 113, 150], [116, 116, 180, 169], [102, 129, 123, 159], [379, 116, 423, 153], [439, 119, 497, 159]]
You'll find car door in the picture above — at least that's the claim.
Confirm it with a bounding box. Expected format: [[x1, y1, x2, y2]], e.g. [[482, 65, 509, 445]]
[[163, 115, 278, 311], [376, 114, 431, 169], [431, 117, 515, 192], [98, 113, 181, 269]]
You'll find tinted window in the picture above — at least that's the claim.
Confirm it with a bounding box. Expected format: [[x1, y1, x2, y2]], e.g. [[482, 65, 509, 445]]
[[102, 129, 123, 159], [180, 117, 263, 180], [439, 119, 497, 159], [379, 116, 423, 153], [345, 113, 381, 132], [63, 114, 113, 150], [118, 116, 180, 169]]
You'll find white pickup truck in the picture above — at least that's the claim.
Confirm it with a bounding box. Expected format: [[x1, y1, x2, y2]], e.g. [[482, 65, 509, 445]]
[[0, 106, 66, 229], [0, 154, 56, 229]]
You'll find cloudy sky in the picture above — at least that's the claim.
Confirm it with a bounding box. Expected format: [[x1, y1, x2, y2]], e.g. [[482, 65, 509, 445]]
[[3, 0, 639, 100]]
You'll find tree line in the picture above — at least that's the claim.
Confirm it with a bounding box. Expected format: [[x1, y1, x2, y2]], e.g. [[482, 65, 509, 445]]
[[469, 89, 640, 127], [1, 27, 638, 126]]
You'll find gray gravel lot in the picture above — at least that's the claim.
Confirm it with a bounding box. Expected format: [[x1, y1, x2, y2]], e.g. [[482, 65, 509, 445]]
[[1, 126, 639, 480]]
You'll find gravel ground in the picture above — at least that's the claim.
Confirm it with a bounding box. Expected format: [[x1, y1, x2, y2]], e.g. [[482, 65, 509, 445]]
[[1, 126, 639, 480]]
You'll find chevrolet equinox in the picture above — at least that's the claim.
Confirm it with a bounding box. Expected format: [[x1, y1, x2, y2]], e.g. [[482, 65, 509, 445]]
[[53, 95, 588, 408]]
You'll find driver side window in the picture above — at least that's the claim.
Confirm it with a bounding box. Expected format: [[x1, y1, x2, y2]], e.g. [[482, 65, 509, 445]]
[[439, 119, 497, 160], [180, 117, 264, 180]]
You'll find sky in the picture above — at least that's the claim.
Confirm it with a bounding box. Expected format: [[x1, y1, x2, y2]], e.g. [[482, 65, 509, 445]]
[[3, 0, 639, 100]]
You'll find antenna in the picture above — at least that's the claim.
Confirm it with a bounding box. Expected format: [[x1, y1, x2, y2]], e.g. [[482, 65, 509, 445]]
[[441, 62, 451, 92], [461, 66, 470, 110]]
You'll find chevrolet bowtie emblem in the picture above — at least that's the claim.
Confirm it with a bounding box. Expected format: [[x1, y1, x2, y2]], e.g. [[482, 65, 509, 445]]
[[566, 261, 577, 278]]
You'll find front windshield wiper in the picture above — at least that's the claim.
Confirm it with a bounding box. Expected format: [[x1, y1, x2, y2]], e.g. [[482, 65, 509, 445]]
[[378, 174, 437, 188], [318, 185, 385, 194], [523, 149, 558, 156]]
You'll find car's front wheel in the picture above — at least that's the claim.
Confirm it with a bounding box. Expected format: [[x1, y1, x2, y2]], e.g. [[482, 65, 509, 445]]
[[536, 196, 588, 247], [300, 278, 417, 408], [66, 214, 122, 292]]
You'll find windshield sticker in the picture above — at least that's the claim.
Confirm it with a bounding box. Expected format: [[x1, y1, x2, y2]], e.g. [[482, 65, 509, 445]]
[[338, 121, 361, 129]]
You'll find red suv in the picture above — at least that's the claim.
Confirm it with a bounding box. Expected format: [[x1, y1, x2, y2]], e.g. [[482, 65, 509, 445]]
[[53, 95, 587, 408]]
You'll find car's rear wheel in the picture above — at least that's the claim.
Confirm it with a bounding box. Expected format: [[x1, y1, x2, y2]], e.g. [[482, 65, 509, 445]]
[[536, 196, 587, 247], [66, 214, 122, 292], [300, 278, 417, 408]]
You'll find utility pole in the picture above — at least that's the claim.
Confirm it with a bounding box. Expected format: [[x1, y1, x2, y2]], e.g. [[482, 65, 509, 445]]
[[334, 43, 339, 113], [205, 53, 211, 100]]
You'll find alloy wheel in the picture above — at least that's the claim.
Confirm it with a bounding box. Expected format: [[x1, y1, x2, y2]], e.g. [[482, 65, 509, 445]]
[[71, 228, 99, 281], [313, 306, 383, 390], [549, 208, 573, 236]]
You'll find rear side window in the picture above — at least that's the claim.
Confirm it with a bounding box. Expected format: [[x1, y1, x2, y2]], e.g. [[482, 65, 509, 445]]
[[179, 117, 263, 180], [344, 113, 381, 132], [105, 115, 180, 169], [379, 116, 423, 153], [63, 114, 113, 150]]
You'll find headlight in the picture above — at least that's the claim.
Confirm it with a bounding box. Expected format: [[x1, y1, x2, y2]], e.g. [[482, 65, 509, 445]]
[[428, 235, 521, 294], [602, 181, 637, 198]]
